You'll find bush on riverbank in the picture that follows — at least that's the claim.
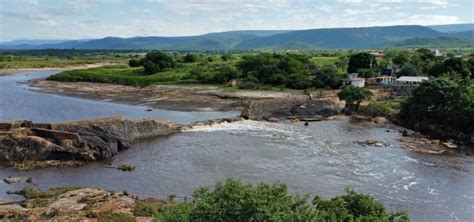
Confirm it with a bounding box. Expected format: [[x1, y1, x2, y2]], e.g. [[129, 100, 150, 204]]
[[361, 100, 401, 117], [154, 179, 409, 222], [399, 78, 474, 141]]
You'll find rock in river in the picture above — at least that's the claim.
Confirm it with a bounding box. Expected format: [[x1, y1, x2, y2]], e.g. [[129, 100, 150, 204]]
[[0, 125, 129, 161]]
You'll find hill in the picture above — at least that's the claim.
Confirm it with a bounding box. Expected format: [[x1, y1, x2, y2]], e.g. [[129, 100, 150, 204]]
[[235, 25, 445, 49], [428, 23, 474, 33], [394, 36, 474, 48], [0, 31, 286, 50], [451, 30, 474, 39], [2, 25, 471, 50]]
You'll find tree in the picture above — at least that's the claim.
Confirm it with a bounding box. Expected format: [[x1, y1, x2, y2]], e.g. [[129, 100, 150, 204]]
[[398, 64, 419, 77], [312, 64, 348, 89], [128, 58, 142, 67], [183, 53, 198, 63], [392, 53, 410, 68], [468, 57, 474, 76], [335, 55, 349, 69], [214, 65, 239, 83], [347, 52, 376, 73], [142, 51, 175, 74], [142, 60, 160, 74], [358, 68, 378, 78], [189, 66, 211, 82], [221, 54, 232, 61], [237, 53, 312, 89], [411, 48, 438, 74], [428, 57, 471, 84], [338, 86, 373, 111]]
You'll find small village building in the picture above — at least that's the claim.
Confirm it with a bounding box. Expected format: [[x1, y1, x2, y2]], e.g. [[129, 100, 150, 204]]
[[366, 76, 396, 86], [432, 49, 442, 57], [376, 76, 396, 85], [351, 78, 365, 87], [396, 76, 428, 85], [349, 73, 358, 79], [369, 51, 385, 59]]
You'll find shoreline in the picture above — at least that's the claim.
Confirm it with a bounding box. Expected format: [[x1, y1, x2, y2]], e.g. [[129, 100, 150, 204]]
[[0, 63, 117, 76], [28, 78, 304, 112]]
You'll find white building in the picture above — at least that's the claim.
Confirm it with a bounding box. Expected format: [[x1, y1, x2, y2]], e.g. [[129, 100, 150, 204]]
[[351, 78, 365, 88], [396, 76, 428, 85]]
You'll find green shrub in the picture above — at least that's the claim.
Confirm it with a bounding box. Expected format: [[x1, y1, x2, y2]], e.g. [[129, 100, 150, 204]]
[[363, 101, 400, 116], [154, 179, 408, 222], [154, 202, 194, 222]]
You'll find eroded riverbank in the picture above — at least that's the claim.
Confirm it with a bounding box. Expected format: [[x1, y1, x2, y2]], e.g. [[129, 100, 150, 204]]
[[29, 78, 303, 112]]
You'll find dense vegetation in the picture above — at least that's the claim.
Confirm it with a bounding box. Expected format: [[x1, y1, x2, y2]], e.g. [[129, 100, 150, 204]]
[[154, 179, 408, 222], [47, 49, 474, 90], [49, 51, 351, 89], [399, 78, 474, 138]]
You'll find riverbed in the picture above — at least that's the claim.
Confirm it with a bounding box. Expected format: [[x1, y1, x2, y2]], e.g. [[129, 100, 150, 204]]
[[1, 70, 473, 221]]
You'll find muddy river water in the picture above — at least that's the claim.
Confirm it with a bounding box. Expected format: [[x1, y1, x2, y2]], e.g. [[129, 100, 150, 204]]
[[1, 71, 473, 221]]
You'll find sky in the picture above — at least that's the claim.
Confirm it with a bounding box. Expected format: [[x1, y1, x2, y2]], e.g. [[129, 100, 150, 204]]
[[0, 0, 473, 41]]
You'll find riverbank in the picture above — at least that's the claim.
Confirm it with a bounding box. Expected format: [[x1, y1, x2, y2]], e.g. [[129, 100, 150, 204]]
[[0, 63, 115, 76], [29, 79, 302, 112]]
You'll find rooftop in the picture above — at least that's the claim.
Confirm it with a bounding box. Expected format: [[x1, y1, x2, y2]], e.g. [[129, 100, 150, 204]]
[[396, 76, 429, 82]]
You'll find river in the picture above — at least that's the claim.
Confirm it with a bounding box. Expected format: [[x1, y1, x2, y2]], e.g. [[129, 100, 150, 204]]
[[1, 70, 473, 221]]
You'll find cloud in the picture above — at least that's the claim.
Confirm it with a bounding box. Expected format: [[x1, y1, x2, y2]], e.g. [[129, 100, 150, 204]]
[[0, 0, 471, 41]]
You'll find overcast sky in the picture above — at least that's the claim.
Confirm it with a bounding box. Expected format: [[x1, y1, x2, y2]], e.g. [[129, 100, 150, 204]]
[[0, 0, 473, 41]]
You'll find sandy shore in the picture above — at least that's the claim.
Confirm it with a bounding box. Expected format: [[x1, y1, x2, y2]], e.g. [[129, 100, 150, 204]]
[[0, 63, 116, 76], [29, 79, 302, 112]]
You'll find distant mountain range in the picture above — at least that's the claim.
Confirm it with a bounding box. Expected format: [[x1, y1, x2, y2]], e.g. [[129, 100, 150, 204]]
[[1, 24, 473, 50]]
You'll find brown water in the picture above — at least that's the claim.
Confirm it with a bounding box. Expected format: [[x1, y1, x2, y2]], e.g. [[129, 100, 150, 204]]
[[1, 71, 473, 221]]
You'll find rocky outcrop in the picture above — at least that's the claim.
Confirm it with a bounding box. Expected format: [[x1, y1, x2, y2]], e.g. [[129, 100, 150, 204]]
[[0, 117, 180, 163], [241, 97, 344, 120], [0, 187, 166, 221], [0, 125, 129, 161], [52, 116, 180, 142]]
